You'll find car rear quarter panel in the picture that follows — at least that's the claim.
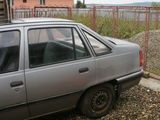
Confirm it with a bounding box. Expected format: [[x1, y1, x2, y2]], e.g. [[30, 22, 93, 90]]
[[95, 44, 141, 84]]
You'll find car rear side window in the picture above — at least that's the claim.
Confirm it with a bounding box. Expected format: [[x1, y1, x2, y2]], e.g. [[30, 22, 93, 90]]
[[0, 31, 20, 74], [83, 31, 111, 56], [28, 27, 90, 68], [73, 29, 90, 59]]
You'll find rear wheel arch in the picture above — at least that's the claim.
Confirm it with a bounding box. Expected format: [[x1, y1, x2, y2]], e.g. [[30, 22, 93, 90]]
[[76, 82, 116, 118], [77, 80, 117, 105]]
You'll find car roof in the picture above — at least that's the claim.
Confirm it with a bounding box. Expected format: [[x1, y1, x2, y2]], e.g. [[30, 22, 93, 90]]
[[0, 18, 76, 28], [11, 18, 73, 24]]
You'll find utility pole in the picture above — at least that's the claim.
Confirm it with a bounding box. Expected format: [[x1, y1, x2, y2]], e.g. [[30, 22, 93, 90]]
[[83, 0, 85, 5]]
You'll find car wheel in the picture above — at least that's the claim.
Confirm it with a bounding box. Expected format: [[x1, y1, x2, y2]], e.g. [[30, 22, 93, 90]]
[[79, 84, 115, 118]]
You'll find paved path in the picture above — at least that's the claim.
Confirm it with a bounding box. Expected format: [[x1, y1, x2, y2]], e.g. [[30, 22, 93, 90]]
[[139, 78, 160, 92]]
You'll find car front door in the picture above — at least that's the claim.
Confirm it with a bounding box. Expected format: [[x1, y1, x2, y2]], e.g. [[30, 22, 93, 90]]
[[0, 27, 28, 120], [24, 25, 96, 117]]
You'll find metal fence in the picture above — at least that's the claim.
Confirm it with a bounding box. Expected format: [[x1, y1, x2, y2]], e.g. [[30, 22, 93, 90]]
[[12, 6, 160, 76]]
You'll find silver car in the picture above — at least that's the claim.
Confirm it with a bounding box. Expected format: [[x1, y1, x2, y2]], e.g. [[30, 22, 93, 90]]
[[0, 18, 143, 120]]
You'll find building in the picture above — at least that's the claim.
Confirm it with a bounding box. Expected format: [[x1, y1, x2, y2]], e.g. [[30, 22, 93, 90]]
[[10, 0, 74, 9], [0, 0, 6, 21], [0, 0, 10, 22]]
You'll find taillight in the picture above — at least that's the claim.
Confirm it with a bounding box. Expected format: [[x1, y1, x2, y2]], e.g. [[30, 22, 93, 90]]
[[139, 50, 143, 67]]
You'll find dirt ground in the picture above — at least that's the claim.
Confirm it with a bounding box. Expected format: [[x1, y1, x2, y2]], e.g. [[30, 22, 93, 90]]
[[36, 85, 160, 120], [128, 30, 160, 75]]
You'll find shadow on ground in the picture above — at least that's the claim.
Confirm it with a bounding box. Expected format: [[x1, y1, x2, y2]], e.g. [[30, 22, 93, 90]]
[[34, 85, 160, 120]]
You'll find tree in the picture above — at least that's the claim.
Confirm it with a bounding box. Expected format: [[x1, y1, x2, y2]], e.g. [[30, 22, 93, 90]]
[[76, 0, 86, 8], [152, 2, 160, 10]]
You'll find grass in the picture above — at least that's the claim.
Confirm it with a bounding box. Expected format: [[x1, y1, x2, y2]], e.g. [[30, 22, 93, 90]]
[[57, 14, 159, 39], [146, 70, 160, 76]]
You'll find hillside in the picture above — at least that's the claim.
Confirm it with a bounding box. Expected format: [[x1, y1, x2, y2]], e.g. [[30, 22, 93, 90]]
[[86, 2, 154, 7]]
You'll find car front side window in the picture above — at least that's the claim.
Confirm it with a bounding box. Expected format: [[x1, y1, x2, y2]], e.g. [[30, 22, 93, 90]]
[[0, 31, 20, 74]]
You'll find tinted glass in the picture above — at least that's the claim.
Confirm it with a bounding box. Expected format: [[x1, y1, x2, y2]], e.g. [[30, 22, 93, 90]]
[[83, 31, 111, 55], [0, 31, 20, 74], [73, 29, 90, 59], [28, 28, 74, 67]]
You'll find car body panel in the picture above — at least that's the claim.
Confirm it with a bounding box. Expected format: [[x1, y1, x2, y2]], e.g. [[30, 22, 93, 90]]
[[0, 27, 29, 119], [79, 25, 141, 84], [24, 24, 96, 117], [0, 18, 143, 119]]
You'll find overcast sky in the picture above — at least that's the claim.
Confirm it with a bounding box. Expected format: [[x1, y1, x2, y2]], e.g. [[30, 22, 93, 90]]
[[75, 0, 160, 4]]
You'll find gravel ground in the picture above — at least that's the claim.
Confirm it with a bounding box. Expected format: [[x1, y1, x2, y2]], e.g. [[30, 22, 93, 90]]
[[37, 85, 160, 120], [127, 30, 160, 73]]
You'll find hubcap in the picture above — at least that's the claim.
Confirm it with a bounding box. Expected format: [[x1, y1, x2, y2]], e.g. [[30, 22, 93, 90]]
[[91, 90, 109, 111]]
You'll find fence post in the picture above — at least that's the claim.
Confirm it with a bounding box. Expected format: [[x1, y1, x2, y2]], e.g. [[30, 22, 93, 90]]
[[68, 7, 72, 19], [92, 6, 96, 31], [11, 8, 14, 19], [155, 9, 159, 30], [112, 6, 119, 38], [32, 8, 35, 17], [143, 7, 151, 70]]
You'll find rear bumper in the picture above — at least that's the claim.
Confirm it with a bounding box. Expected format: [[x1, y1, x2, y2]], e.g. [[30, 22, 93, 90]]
[[116, 69, 143, 93]]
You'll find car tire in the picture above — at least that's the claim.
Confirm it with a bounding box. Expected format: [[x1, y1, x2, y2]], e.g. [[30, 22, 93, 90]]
[[79, 84, 115, 118]]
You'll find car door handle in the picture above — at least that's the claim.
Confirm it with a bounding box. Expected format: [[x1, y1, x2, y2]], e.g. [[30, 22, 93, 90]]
[[79, 67, 89, 73], [10, 81, 23, 87]]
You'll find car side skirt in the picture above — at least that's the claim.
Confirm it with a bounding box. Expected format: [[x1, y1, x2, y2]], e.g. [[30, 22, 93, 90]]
[[28, 90, 83, 118]]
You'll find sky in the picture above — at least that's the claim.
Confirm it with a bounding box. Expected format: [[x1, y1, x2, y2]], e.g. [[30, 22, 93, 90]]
[[75, 0, 160, 4]]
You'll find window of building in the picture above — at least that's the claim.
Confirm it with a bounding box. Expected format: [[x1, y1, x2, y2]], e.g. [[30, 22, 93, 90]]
[[40, 0, 45, 5], [0, 31, 20, 74], [28, 27, 90, 68], [83, 31, 111, 56], [23, 0, 27, 3], [10, 0, 14, 6]]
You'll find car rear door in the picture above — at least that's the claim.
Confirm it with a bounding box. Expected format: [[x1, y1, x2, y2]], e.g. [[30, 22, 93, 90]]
[[0, 27, 28, 119], [24, 24, 96, 117], [81, 29, 116, 83]]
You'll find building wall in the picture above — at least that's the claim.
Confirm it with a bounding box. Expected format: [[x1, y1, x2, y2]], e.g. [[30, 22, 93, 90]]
[[12, 0, 74, 9]]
